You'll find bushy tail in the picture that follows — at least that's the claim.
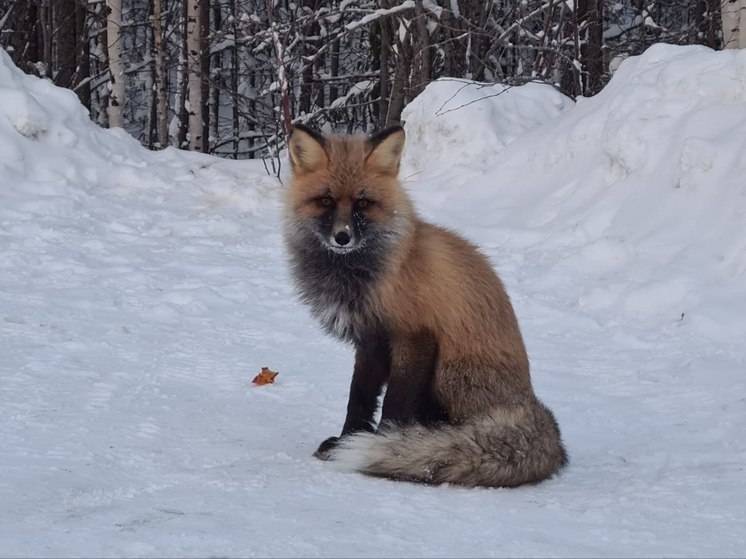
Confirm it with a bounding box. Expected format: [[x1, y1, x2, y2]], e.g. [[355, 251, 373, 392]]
[[331, 400, 567, 488]]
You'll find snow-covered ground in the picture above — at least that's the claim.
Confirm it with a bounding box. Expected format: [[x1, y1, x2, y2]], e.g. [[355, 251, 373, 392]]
[[1, 44, 745, 557]]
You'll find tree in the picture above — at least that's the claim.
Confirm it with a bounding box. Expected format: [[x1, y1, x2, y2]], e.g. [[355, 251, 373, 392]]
[[172, 0, 190, 148], [186, 0, 206, 151], [152, 0, 169, 148], [722, 0, 746, 47], [199, 0, 210, 152], [106, 0, 125, 128], [583, 0, 605, 95]]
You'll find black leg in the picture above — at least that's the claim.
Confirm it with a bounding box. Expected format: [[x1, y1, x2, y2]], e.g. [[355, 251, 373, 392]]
[[380, 330, 440, 426], [341, 335, 391, 434], [314, 334, 391, 460]]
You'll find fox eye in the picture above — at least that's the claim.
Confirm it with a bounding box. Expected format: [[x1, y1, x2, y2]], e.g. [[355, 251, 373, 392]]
[[318, 196, 334, 208], [356, 198, 371, 209]]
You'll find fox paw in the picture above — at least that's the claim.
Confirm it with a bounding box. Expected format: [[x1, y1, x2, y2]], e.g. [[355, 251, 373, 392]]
[[313, 436, 340, 461]]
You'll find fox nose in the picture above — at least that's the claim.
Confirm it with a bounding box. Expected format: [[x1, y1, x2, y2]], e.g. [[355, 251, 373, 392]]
[[334, 231, 351, 246]]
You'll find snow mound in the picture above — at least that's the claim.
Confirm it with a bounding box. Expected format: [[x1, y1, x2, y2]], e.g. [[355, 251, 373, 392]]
[[0, 48, 270, 213], [404, 44, 746, 341], [0, 48, 146, 169], [401, 79, 573, 175]]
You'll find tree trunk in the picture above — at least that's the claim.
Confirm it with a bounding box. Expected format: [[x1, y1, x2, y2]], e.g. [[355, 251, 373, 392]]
[[461, 0, 489, 80], [722, 0, 746, 48], [75, 1, 91, 110], [584, 0, 604, 95], [387, 42, 409, 126], [4, 1, 40, 75], [410, 0, 431, 98], [265, 0, 292, 135], [298, 0, 321, 118], [439, 6, 461, 78], [379, 0, 409, 126], [211, 2, 222, 150], [327, 34, 339, 102], [186, 0, 204, 151], [173, 0, 189, 148], [200, 0, 211, 152], [377, 15, 390, 126], [145, 4, 156, 149], [56, 0, 76, 88], [560, 0, 604, 97], [230, 0, 239, 159], [40, 0, 52, 78], [96, 1, 110, 128], [106, 0, 125, 128], [153, 0, 169, 148]]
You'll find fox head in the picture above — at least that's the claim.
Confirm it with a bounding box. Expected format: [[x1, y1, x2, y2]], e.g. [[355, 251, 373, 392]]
[[285, 125, 413, 255]]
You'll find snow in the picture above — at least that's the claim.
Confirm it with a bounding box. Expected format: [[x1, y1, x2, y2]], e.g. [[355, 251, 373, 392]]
[[1, 43, 745, 557], [344, 2, 415, 32]]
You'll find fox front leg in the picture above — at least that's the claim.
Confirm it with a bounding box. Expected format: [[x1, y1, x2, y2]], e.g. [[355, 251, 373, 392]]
[[314, 335, 391, 460]]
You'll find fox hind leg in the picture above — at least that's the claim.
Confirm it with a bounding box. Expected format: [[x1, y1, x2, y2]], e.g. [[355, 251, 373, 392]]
[[379, 330, 444, 427]]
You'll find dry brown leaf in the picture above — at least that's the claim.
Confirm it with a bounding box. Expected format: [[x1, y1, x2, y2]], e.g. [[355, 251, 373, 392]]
[[252, 366, 279, 386]]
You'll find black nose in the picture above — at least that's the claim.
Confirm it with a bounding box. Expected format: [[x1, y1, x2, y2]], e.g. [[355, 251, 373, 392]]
[[334, 231, 351, 246]]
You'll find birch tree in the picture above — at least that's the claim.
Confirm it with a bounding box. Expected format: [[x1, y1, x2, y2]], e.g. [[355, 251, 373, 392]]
[[186, 0, 205, 151], [170, 0, 189, 148], [106, 0, 125, 128], [722, 0, 746, 47], [200, 0, 211, 151]]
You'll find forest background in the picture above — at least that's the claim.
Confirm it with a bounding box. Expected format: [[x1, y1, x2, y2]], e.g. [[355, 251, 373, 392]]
[[1, 0, 744, 171]]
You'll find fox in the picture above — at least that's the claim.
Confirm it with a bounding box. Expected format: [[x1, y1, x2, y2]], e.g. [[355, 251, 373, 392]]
[[283, 124, 568, 488]]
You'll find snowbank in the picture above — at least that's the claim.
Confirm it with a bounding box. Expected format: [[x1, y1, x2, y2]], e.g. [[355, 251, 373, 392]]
[[402, 79, 573, 174], [403, 44, 746, 342], [0, 48, 271, 214]]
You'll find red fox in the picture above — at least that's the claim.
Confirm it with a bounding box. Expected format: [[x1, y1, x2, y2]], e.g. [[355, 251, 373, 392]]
[[284, 124, 567, 487]]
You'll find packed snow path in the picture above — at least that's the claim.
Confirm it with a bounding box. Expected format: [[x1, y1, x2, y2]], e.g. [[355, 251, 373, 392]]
[[1, 45, 745, 556]]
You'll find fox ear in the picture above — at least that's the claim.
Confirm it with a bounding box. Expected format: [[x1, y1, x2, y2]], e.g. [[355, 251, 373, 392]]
[[366, 126, 405, 176], [288, 125, 329, 174]]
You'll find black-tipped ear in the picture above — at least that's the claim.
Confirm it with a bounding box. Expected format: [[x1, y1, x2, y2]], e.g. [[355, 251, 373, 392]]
[[289, 124, 329, 175], [366, 126, 405, 176]]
